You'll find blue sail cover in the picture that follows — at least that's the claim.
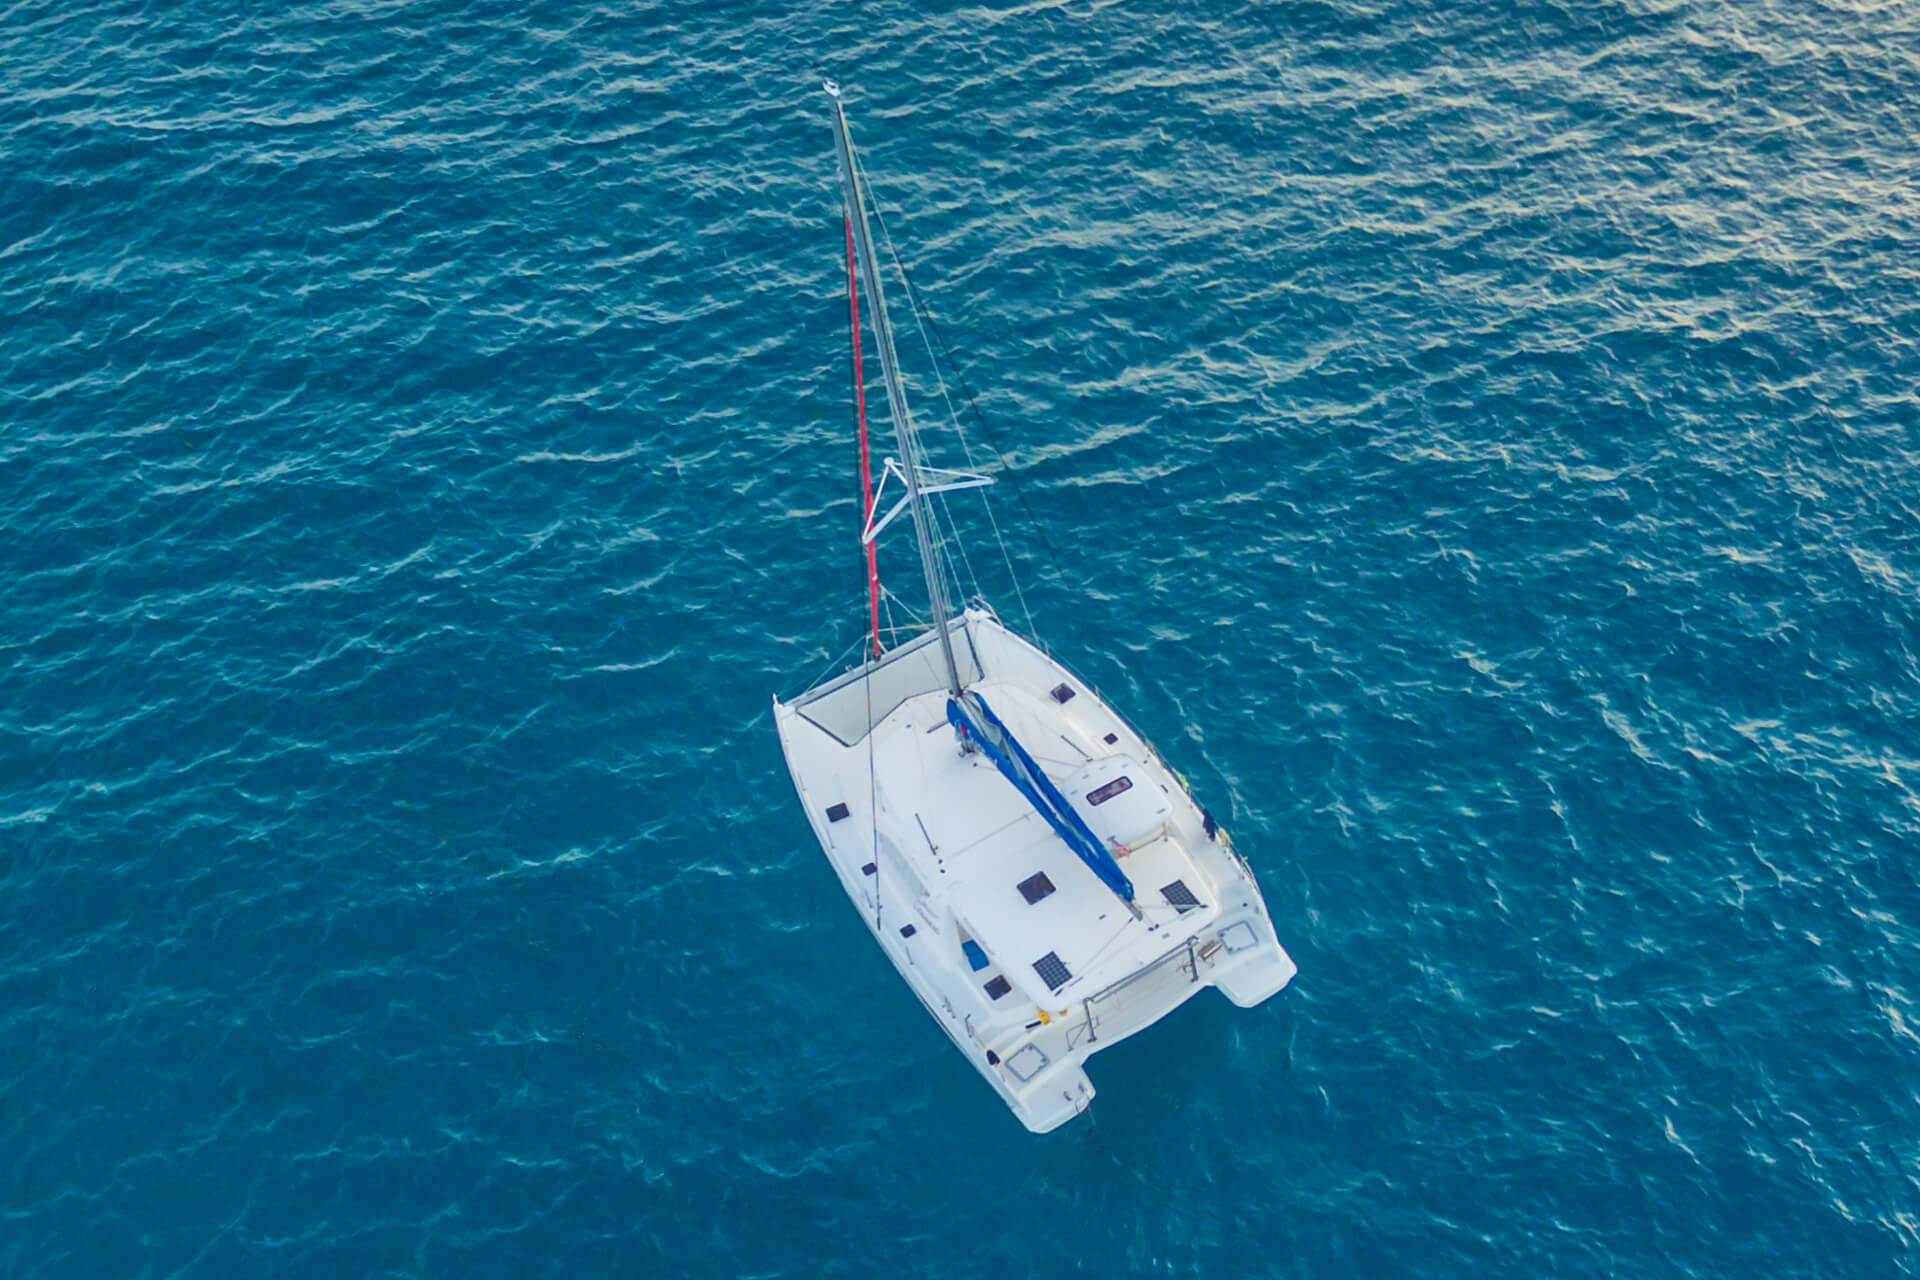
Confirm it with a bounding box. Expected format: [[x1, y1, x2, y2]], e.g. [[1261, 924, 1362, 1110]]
[[947, 693, 1136, 904]]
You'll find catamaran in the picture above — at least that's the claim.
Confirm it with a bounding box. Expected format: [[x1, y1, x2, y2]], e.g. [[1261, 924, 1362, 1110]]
[[772, 82, 1297, 1133]]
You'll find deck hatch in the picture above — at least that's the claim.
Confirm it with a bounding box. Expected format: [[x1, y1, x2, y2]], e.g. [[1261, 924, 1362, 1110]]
[[826, 802, 850, 822], [1033, 951, 1072, 991], [1017, 871, 1056, 904], [1161, 880, 1201, 913], [1005, 1045, 1049, 1081], [984, 975, 1012, 1000]]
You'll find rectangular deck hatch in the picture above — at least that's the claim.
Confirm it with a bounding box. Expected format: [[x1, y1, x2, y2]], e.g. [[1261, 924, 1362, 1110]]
[[1017, 871, 1056, 904], [1005, 1045, 1048, 1082]]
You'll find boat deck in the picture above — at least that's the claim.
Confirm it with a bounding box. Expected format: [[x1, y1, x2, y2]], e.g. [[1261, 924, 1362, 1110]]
[[864, 676, 1224, 1011], [776, 611, 1294, 1131]]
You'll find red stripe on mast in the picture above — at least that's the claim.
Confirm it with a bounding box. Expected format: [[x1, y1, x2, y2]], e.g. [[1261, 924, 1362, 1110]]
[[846, 214, 883, 657]]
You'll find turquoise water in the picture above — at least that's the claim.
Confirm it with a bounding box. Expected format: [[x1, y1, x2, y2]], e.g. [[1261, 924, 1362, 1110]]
[[6, 1, 1918, 1275]]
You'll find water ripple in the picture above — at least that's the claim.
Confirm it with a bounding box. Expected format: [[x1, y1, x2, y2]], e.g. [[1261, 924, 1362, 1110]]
[[5, 0, 1919, 1277]]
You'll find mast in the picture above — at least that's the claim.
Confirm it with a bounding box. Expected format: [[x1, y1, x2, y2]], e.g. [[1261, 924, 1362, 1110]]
[[825, 81, 965, 697]]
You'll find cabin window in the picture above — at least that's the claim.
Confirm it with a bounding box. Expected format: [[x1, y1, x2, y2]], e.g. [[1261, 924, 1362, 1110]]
[[1017, 872, 1056, 904], [984, 975, 1012, 1000], [1087, 776, 1134, 806], [1033, 951, 1071, 991]]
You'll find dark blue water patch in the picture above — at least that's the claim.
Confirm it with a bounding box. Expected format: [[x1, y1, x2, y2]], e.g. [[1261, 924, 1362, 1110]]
[[5, 0, 1920, 1277]]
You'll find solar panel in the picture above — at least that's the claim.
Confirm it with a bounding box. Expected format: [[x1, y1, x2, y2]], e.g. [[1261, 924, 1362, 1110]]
[[1161, 880, 1200, 912], [1033, 951, 1071, 991]]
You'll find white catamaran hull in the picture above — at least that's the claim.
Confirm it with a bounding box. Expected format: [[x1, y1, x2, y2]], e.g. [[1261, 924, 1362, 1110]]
[[775, 609, 1296, 1133]]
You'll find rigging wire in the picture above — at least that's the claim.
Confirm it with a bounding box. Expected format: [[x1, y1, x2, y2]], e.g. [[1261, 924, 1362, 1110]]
[[865, 618, 880, 934], [842, 137, 965, 689], [871, 204, 1030, 632], [931, 468, 984, 605], [866, 199, 1065, 642], [854, 174, 1023, 613]]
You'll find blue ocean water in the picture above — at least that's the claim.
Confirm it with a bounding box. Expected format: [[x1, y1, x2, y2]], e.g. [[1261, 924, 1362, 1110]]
[[5, 0, 1919, 1275]]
